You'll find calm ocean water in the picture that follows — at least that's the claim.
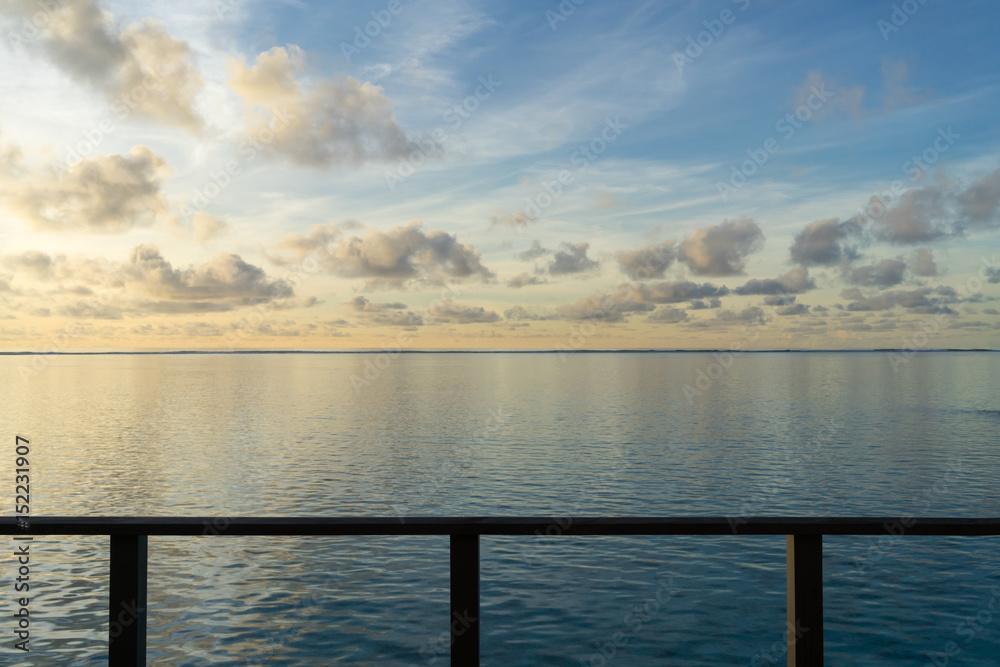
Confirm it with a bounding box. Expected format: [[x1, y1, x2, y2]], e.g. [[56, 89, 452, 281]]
[[1, 351, 999, 665]]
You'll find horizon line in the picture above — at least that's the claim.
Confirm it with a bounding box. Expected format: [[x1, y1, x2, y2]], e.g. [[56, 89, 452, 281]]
[[1, 348, 998, 355]]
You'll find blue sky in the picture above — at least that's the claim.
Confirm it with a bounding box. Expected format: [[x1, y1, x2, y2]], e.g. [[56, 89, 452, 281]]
[[0, 0, 998, 349]]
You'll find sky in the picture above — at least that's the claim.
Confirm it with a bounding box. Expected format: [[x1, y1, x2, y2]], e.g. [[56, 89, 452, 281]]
[[0, 0, 998, 351]]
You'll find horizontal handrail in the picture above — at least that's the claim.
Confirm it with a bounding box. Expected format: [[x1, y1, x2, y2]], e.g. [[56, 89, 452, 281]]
[[4, 515, 1000, 535], [6, 517, 998, 666]]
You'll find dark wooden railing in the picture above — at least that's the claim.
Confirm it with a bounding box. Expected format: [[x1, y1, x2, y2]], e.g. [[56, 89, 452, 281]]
[[3, 516, 1000, 666]]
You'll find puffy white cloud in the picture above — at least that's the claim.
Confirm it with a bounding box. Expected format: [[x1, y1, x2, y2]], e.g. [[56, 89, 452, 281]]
[[228, 45, 412, 168], [734, 267, 815, 295], [843, 259, 907, 288], [910, 248, 938, 277], [626, 280, 729, 304], [515, 240, 549, 261], [270, 221, 494, 288], [958, 169, 1000, 227], [840, 286, 957, 314], [557, 293, 653, 322], [1, 245, 292, 316], [347, 297, 423, 326], [346, 296, 407, 312], [678, 217, 764, 276], [615, 240, 677, 280], [503, 305, 552, 321], [1, 0, 203, 130], [789, 218, 859, 266], [873, 187, 949, 244], [166, 211, 230, 244], [4, 145, 169, 233], [506, 272, 548, 288], [647, 307, 687, 323], [547, 242, 599, 275], [427, 300, 500, 324]]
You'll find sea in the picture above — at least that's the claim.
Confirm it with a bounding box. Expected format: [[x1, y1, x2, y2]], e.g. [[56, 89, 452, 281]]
[[1, 351, 998, 665]]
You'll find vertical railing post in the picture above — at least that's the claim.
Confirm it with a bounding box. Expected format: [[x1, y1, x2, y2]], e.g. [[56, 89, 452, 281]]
[[786, 534, 822, 667], [450, 534, 480, 666], [109, 534, 148, 666]]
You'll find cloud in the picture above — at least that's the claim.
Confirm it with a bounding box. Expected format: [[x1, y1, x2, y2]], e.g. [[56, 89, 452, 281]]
[[3, 250, 54, 281], [881, 59, 927, 111], [843, 258, 907, 288], [626, 280, 730, 304], [346, 296, 406, 312], [166, 211, 230, 244], [795, 71, 865, 120], [269, 221, 343, 263], [864, 169, 1000, 244], [228, 45, 412, 168], [776, 303, 810, 316], [0, 127, 22, 177], [503, 305, 551, 321], [873, 186, 950, 244], [1, 0, 203, 130], [427, 300, 500, 324], [958, 169, 1000, 226], [688, 298, 721, 310], [595, 190, 627, 210], [986, 267, 1000, 284], [547, 242, 599, 275], [491, 209, 535, 228], [506, 272, 548, 288], [910, 248, 938, 277], [557, 293, 653, 322], [647, 307, 687, 323], [714, 306, 768, 325], [2, 245, 291, 316], [734, 267, 815, 295], [348, 297, 423, 327], [515, 240, 549, 261], [615, 240, 677, 280], [5, 146, 169, 233], [124, 245, 292, 305], [840, 286, 957, 314], [678, 217, 764, 276], [790, 218, 859, 266], [271, 221, 494, 288]]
